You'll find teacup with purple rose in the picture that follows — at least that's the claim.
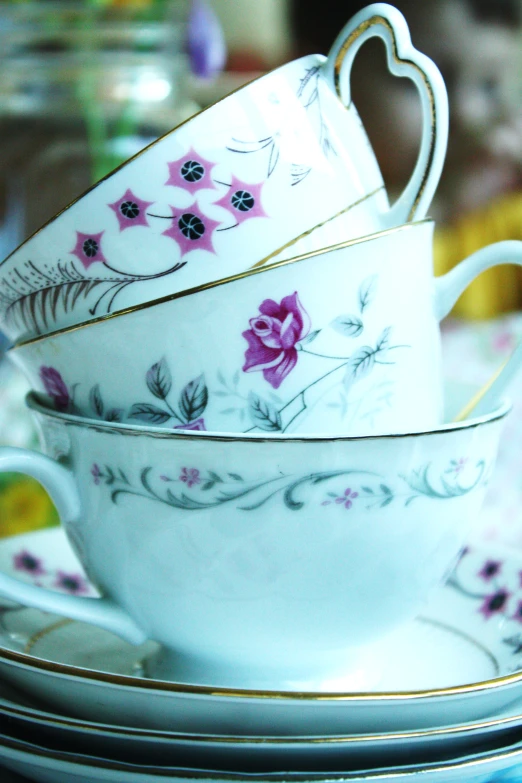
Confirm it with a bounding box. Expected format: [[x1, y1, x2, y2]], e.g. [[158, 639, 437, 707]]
[[0, 3, 448, 345], [11, 220, 522, 436]]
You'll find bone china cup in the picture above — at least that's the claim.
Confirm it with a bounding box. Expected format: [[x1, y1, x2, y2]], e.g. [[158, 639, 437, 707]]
[[11, 221, 522, 436], [0, 3, 448, 344], [0, 393, 510, 691]]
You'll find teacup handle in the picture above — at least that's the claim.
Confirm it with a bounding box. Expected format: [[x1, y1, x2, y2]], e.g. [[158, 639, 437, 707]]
[[0, 447, 146, 645], [434, 240, 522, 415], [321, 2, 448, 224]]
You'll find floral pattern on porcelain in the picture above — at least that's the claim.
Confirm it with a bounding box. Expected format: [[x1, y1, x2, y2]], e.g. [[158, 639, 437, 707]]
[[92, 459, 489, 513], [0, 66, 340, 338], [10, 548, 92, 596], [37, 280, 409, 434], [448, 547, 522, 661], [242, 292, 311, 389]]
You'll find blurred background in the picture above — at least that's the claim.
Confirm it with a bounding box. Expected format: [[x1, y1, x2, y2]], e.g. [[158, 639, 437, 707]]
[[2, 0, 522, 546]]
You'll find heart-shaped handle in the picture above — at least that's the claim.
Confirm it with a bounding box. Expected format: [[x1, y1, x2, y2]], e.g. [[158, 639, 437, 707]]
[[321, 2, 448, 224]]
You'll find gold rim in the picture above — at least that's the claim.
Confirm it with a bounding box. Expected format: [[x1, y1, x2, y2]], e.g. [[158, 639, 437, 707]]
[[3, 695, 522, 745], [333, 16, 436, 222], [2, 730, 522, 780], [0, 579, 520, 702], [13, 218, 430, 349], [2, 615, 520, 744], [26, 389, 511, 443]]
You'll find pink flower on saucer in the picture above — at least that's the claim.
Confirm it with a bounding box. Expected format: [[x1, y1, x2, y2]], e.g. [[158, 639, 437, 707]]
[[242, 292, 311, 389], [478, 559, 502, 582], [479, 588, 511, 620], [54, 570, 90, 595], [13, 550, 46, 577]]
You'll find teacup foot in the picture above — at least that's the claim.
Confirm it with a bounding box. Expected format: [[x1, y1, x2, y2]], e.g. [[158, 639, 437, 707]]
[[140, 643, 388, 692]]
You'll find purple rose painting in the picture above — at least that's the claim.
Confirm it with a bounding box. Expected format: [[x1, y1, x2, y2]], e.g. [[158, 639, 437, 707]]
[[242, 292, 311, 389], [39, 366, 70, 411]]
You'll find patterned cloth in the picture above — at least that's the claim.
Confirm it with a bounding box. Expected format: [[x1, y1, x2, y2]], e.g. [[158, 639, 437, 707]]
[[0, 314, 522, 544]]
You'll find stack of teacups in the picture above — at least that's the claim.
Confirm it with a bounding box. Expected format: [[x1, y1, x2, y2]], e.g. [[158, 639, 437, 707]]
[[1, 4, 522, 781]]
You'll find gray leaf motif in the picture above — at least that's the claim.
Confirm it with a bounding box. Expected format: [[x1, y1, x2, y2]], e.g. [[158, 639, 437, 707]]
[[248, 393, 282, 432], [345, 346, 377, 385], [377, 326, 391, 351], [129, 403, 171, 425], [330, 315, 363, 338], [298, 329, 321, 347], [146, 358, 172, 401], [89, 384, 104, 418], [179, 374, 208, 423], [358, 275, 378, 314]]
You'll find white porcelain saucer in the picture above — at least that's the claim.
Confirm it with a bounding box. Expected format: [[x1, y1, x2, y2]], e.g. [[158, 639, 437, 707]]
[[1, 528, 522, 737], [4, 673, 522, 773], [3, 729, 522, 783]]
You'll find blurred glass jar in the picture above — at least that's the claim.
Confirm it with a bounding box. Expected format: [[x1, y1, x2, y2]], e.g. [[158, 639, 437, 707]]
[[0, 0, 200, 260]]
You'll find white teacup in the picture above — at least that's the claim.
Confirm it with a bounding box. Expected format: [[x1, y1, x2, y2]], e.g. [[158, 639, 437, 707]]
[[0, 3, 448, 344], [11, 221, 522, 436], [0, 393, 509, 691]]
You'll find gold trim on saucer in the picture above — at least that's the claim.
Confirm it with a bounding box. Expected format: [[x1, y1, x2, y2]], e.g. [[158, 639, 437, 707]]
[[333, 16, 436, 222], [24, 618, 73, 656], [14, 218, 429, 349], [2, 725, 522, 780], [1, 586, 520, 702]]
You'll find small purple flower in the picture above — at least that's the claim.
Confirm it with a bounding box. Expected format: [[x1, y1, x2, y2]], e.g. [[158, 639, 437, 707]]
[[479, 588, 511, 620], [173, 418, 206, 432], [91, 464, 101, 485], [39, 366, 70, 412], [179, 467, 201, 488], [478, 559, 503, 582], [242, 292, 311, 389], [512, 601, 522, 624], [13, 550, 46, 577], [335, 488, 359, 510], [447, 457, 468, 475], [54, 571, 90, 595]]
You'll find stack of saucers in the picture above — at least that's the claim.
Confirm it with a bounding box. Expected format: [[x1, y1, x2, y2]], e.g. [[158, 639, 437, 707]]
[[1, 4, 522, 782]]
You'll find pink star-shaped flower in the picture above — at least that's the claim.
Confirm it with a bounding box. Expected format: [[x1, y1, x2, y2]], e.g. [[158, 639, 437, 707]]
[[108, 188, 154, 231], [165, 147, 217, 195], [71, 231, 107, 269], [162, 207, 221, 257], [213, 175, 268, 226]]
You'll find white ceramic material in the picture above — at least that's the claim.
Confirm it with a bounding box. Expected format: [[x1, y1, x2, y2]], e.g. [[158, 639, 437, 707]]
[[0, 3, 448, 344], [3, 528, 522, 736], [0, 392, 509, 690], [12, 223, 522, 436], [4, 664, 522, 773], [4, 730, 522, 783]]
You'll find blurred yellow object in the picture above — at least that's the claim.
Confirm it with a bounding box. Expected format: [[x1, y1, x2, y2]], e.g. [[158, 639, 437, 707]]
[[0, 475, 59, 539], [434, 192, 522, 318]]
